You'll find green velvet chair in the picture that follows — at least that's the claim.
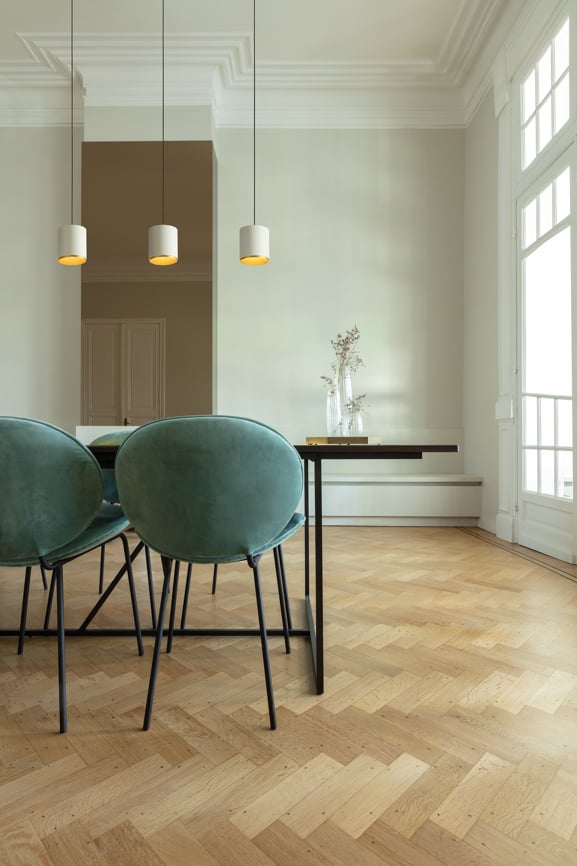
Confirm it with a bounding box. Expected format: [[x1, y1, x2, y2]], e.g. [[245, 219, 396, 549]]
[[115, 415, 305, 731], [0, 417, 143, 733]]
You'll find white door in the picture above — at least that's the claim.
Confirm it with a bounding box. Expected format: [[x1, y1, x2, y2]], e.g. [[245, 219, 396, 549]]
[[517, 157, 575, 561], [82, 319, 166, 425]]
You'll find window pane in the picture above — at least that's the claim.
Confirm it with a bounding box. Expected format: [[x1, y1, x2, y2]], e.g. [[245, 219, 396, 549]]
[[524, 227, 572, 396], [555, 167, 571, 224], [524, 449, 538, 492], [557, 399, 573, 446], [538, 47, 552, 101], [538, 96, 553, 150], [523, 69, 537, 122], [557, 450, 573, 499], [523, 119, 537, 168], [554, 74, 570, 133], [523, 199, 538, 248], [539, 184, 553, 236], [523, 395, 538, 445], [554, 19, 570, 81], [540, 397, 555, 445], [541, 450, 555, 495]]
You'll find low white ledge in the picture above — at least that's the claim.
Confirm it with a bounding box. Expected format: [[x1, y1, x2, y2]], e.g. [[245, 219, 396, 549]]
[[307, 473, 483, 527]]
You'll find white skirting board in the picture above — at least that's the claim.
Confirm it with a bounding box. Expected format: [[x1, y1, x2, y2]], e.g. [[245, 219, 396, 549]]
[[305, 474, 482, 526]]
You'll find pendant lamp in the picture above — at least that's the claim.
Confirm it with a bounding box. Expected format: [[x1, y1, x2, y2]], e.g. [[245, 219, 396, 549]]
[[58, 0, 86, 266], [149, 0, 178, 266], [239, 0, 269, 265]]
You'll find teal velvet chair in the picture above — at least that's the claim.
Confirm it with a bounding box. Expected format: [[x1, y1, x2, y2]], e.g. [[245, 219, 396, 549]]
[[115, 415, 305, 731], [0, 417, 143, 733]]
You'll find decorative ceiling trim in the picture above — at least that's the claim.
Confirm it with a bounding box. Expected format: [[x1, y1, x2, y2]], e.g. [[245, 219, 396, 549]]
[[0, 3, 519, 130]]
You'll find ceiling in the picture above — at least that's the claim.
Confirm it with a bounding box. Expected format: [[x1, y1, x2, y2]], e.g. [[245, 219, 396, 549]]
[[0, 0, 517, 127]]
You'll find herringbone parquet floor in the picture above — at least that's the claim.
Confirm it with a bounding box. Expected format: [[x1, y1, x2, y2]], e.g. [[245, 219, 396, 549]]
[[1, 526, 577, 865]]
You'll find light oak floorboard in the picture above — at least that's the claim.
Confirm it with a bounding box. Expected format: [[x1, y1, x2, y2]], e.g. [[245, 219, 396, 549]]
[[1, 526, 577, 863]]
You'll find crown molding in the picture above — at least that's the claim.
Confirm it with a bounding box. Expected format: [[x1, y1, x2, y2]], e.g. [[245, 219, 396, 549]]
[[0, 3, 521, 130]]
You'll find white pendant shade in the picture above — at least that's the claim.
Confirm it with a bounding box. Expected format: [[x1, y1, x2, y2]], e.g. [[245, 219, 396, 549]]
[[148, 224, 178, 266], [239, 224, 270, 265], [58, 223, 87, 266]]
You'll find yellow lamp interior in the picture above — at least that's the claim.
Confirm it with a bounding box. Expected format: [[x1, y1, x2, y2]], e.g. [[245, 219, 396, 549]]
[[149, 254, 178, 266], [58, 254, 87, 266], [240, 254, 269, 266]]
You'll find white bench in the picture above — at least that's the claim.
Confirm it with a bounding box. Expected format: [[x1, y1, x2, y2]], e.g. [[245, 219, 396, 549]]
[[307, 473, 482, 526]]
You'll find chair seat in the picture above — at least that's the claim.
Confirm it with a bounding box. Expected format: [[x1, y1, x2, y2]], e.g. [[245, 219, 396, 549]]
[[45, 503, 130, 565]]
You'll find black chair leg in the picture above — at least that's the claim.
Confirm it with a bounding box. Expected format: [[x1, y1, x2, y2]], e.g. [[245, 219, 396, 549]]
[[43, 571, 57, 629], [211, 563, 218, 594], [180, 563, 192, 629], [17, 567, 32, 655], [119, 533, 144, 656], [40, 563, 48, 590], [144, 544, 156, 629], [273, 547, 291, 655], [166, 562, 180, 654], [55, 565, 67, 734], [143, 556, 172, 731], [274, 545, 292, 629], [250, 556, 277, 730], [98, 544, 106, 594]]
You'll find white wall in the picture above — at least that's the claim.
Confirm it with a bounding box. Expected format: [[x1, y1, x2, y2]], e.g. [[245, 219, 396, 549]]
[[464, 90, 500, 532], [215, 126, 466, 476], [0, 115, 482, 507], [0, 127, 81, 431]]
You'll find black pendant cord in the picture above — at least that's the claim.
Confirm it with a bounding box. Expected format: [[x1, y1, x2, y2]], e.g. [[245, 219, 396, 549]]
[[69, 0, 74, 225], [252, 0, 256, 226], [161, 0, 166, 225]]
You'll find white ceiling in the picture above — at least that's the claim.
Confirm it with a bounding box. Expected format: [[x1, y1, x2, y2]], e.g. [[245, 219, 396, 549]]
[[0, 0, 518, 127]]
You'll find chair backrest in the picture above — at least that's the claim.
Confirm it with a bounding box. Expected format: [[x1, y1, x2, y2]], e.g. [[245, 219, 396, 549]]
[[90, 430, 134, 502], [0, 417, 104, 566], [115, 415, 303, 563]]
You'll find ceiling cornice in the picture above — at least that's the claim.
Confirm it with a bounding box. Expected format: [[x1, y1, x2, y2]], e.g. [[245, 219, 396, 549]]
[[0, 2, 518, 130]]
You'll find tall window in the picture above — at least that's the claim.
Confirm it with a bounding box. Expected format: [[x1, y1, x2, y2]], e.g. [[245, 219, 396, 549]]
[[520, 166, 572, 499], [514, 12, 576, 560], [522, 19, 570, 170]]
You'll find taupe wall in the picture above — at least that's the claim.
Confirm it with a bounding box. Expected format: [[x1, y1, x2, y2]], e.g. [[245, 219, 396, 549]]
[[80, 140, 213, 417], [81, 282, 212, 416]]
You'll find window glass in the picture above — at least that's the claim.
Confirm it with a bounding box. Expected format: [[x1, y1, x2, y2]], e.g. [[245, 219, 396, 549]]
[[524, 227, 572, 396], [521, 20, 570, 170], [557, 450, 573, 498], [556, 167, 571, 223], [554, 19, 570, 80], [541, 450, 555, 495], [557, 399, 573, 446], [554, 74, 570, 132]]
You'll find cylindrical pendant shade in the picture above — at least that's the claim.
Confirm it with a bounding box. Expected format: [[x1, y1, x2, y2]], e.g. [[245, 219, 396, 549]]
[[148, 224, 178, 266], [240, 224, 270, 265], [58, 224, 87, 266]]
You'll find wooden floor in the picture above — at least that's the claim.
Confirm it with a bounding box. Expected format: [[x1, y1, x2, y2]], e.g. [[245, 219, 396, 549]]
[[1, 526, 577, 865]]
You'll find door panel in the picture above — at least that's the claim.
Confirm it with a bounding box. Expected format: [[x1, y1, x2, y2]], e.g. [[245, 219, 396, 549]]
[[82, 319, 165, 426], [82, 322, 121, 425], [123, 322, 165, 425]]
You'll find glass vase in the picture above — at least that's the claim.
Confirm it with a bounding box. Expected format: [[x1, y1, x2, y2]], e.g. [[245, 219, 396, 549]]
[[348, 410, 363, 436], [326, 388, 341, 436], [337, 367, 353, 435]]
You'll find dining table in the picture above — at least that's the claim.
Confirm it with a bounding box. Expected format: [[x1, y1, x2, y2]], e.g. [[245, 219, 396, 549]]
[[88, 440, 460, 694]]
